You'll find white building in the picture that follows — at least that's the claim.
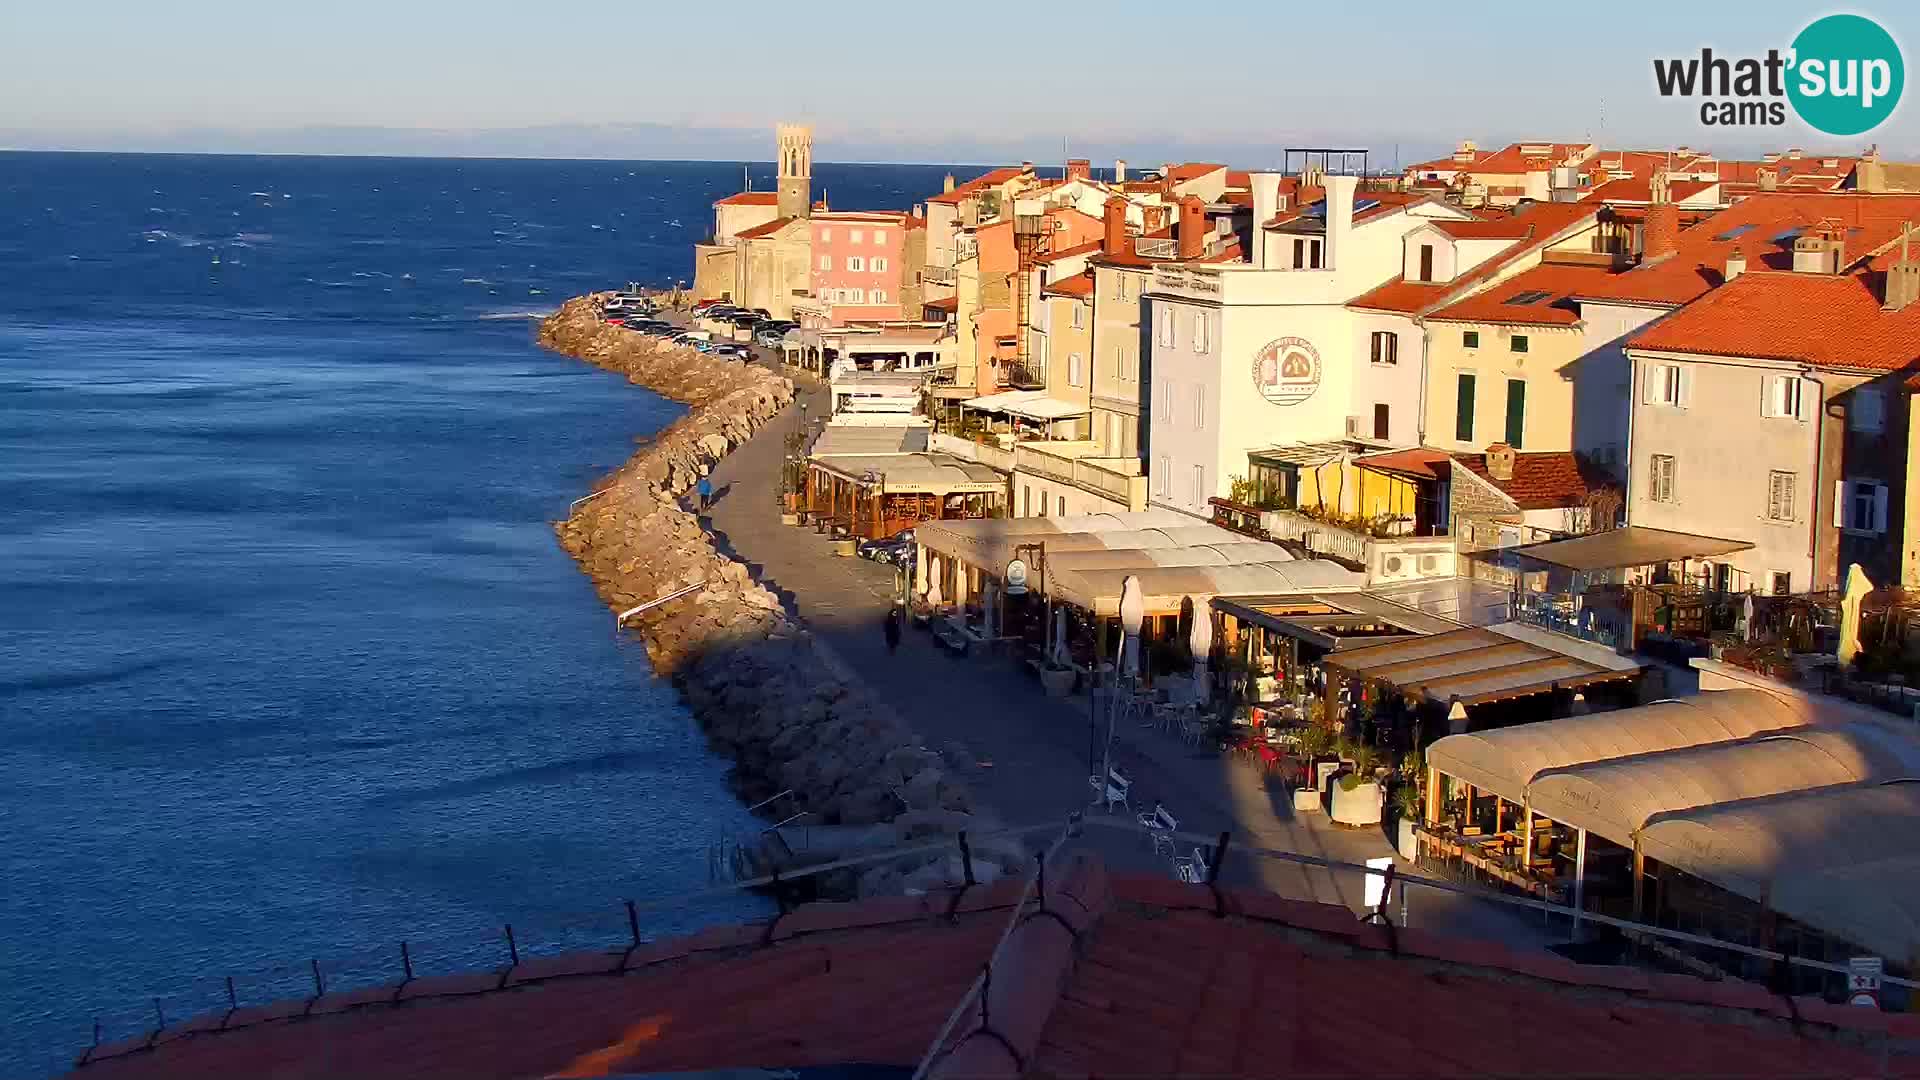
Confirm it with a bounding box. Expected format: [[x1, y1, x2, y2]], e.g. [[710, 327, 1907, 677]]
[[1142, 175, 1475, 518]]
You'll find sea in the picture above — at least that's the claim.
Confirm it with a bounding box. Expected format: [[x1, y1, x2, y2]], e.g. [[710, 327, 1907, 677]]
[[0, 151, 969, 1077]]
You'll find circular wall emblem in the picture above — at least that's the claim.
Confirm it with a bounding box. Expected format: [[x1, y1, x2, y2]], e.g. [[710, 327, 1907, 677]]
[[1251, 336, 1322, 407]]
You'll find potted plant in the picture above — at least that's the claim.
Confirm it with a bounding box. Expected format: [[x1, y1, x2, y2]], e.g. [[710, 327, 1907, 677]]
[[1392, 783, 1422, 859], [1330, 749, 1385, 827]]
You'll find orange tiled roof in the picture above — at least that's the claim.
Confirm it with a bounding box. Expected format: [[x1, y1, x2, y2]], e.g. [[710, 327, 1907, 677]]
[[1628, 268, 1920, 372], [713, 190, 778, 207], [1454, 450, 1604, 508], [1425, 261, 1620, 327], [1346, 202, 1599, 316], [1222, 189, 1253, 206], [1434, 217, 1540, 240], [733, 216, 796, 240], [1581, 177, 1717, 204], [1572, 191, 1920, 306], [1033, 240, 1102, 265], [71, 858, 1920, 1080], [924, 295, 958, 311], [1164, 162, 1226, 182], [1225, 169, 1250, 188], [925, 167, 1026, 205], [1042, 270, 1094, 298], [1470, 141, 1593, 173]]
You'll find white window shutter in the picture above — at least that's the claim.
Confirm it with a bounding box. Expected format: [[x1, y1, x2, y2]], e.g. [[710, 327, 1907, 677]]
[[1760, 375, 1773, 417], [1834, 480, 1848, 528], [1642, 364, 1662, 405], [1798, 379, 1811, 420], [1678, 366, 1693, 408], [1874, 484, 1890, 532]]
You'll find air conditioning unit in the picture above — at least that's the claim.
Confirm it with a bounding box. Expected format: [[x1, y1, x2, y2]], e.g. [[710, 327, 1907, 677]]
[[1345, 415, 1367, 438]]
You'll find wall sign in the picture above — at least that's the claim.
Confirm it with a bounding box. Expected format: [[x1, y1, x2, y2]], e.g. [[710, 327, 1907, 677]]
[[1252, 336, 1322, 407]]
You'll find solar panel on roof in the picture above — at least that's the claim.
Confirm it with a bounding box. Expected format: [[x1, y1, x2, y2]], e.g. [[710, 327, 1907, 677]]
[[1714, 224, 1758, 241], [1772, 226, 1804, 243], [1504, 289, 1553, 305]]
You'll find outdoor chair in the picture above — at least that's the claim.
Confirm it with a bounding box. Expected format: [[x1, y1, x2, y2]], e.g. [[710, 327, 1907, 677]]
[[1190, 844, 1212, 881], [1089, 766, 1132, 814], [1138, 804, 1179, 856], [1172, 854, 1200, 883]]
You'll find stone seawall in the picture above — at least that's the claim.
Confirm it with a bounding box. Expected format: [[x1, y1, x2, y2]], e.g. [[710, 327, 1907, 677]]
[[540, 297, 1003, 891]]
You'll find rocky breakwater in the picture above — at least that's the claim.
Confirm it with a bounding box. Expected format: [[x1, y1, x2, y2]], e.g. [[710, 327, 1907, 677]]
[[541, 297, 1013, 894]]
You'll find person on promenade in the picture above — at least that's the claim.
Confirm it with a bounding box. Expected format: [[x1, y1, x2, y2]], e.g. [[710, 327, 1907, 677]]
[[696, 476, 713, 512], [884, 605, 902, 654]]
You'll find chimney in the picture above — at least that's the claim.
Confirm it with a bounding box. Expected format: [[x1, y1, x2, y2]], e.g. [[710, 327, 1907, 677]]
[[1066, 158, 1090, 182], [1758, 169, 1779, 191], [1114, 159, 1127, 183], [1453, 139, 1478, 164], [1885, 224, 1919, 311], [1020, 161, 1035, 175], [1323, 173, 1358, 272], [1788, 147, 1804, 160], [1484, 442, 1516, 482], [1249, 172, 1284, 269], [1177, 196, 1207, 259], [1724, 250, 1747, 282], [1103, 196, 1128, 254], [1643, 205, 1680, 260], [1793, 226, 1844, 274], [943, 174, 956, 194]]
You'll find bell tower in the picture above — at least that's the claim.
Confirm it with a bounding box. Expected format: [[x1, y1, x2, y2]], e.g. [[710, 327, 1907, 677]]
[[776, 123, 813, 220]]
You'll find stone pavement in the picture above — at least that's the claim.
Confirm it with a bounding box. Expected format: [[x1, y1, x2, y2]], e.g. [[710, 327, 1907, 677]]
[[699, 354, 1561, 949]]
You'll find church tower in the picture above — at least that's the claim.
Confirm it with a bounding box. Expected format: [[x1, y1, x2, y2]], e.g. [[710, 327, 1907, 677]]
[[776, 123, 813, 220]]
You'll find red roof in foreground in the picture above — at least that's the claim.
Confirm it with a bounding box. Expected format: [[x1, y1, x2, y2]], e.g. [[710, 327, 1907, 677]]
[[923, 295, 958, 311], [1033, 239, 1102, 265], [1346, 202, 1599, 316], [1041, 270, 1094, 298], [713, 190, 778, 207], [1425, 261, 1618, 327], [1455, 449, 1604, 509], [69, 856, 1920, 1080], [1628, 269, 1920, 373]]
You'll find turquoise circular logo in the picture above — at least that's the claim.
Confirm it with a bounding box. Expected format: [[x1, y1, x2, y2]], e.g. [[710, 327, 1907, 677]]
[[1788, 14, 1904, 135]]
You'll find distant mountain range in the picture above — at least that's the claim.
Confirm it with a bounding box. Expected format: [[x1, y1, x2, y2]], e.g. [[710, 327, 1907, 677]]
[[0, 122, 1901, 170]]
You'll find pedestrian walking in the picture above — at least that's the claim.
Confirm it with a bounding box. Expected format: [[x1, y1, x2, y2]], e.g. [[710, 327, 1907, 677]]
[[883, 605, 902, 654], [696, 476, 713, 512]]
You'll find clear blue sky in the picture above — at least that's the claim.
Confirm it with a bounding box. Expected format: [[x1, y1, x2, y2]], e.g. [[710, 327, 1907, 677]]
[[1, 0, 1913, 160]]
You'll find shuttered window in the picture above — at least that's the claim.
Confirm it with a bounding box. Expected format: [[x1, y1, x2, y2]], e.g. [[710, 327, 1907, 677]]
[[1504, 379, 1527, 448], [1455, 373, 1476, 443], [1650, 455, 1677, 503], [1766, 471, 1796, 521]]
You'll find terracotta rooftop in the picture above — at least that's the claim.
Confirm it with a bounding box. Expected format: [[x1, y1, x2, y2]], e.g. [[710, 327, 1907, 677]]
[[1041, 270, 1094, 298], [734, 216, 798, 240], [1570, 191, 1920, 306], [1627, 268, 1920, 373], [1346, 202, 1598, 316], [923, 296, 958, 312], [713, 190, 779, 207], [926, 167, 1026, 206], [69, 856, 1920, 1080], [1033, 240, 1102, 265], [1454, 449, 1605, 509], [1164, 161, 1226, 182], [1582, 176, 1719, 204], [1425, 261, 1619, 327], [1470, 141, 1594, 174], [1225, 169, 1250, 189]]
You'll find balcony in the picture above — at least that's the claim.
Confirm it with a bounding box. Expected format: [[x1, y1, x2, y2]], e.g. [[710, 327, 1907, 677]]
[[923, 265, 957, 285], [929, 431, 1016, 473], [955, 237, 979, 262], [1014, 444, 1147, 510], [1133, 237, 1178, 260], [1002, 359, 1047, 390]]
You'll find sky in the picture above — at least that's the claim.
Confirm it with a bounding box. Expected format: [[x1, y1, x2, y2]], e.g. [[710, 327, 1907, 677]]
[[1, 0, 1914, 163]]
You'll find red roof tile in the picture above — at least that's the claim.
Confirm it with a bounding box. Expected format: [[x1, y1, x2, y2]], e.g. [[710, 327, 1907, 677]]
[[1628, 268, 1920, 372], [1355, 447, 1453, 480], [1042, 270, 1094, 298], [925, 167, 1025, 205], [713, 190, 778, 207], [1453, 450, 1603, 509], [1347, 202, 1600, 316], [1426, 261, 1618, 326], [1225, 169, 1250, 188], [1164, 162, 1226, 182], [1582, 176, 1718, 204], [733, 216, 797, 240], [1469, 141, 1594, 174], [1033, 239, 1102, 265], [923, 295, 957, 311]]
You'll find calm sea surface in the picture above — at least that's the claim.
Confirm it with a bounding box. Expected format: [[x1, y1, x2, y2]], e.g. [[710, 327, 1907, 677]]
[[0, 152, 966, 1075]]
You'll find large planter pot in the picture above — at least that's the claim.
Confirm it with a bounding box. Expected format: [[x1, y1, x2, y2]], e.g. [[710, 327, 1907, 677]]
[[831, 538, 858, 557], [781, 512, 800, 526], [1039, 665, 1076, 697], [1330, 779, 1384, 827], [1397, 817, 1419, 860], [1292, 787, 1323, 814]]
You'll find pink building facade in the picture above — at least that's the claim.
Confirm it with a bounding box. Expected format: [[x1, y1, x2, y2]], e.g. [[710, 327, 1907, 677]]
[[807, 212, 907, 326]]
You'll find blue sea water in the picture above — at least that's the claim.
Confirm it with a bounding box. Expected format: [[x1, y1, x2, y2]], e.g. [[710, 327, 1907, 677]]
[[0, 152, 967, 1076]]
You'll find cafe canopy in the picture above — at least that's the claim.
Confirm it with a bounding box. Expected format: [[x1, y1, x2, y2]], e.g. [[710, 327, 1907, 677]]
[[915, 512, 1257, 574], [1501, 525, 1755, 572], [1324, 625, 1642, 710], [1047, 559, 1365, 617], [1425, 689, 1817, 806]]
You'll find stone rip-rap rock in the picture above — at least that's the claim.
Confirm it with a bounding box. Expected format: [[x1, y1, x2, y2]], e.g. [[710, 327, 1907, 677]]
[[541, 296, 1005, 893]]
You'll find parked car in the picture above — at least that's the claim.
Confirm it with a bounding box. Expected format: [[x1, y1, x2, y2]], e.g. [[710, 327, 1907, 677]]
[[857, 528, 917, 565], [710, 343, 747, 358]]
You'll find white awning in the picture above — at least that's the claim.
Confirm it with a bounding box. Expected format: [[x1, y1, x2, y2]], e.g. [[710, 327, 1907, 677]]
[[1006, 397, 1090, 421], [1425, 689, 1818, 805], [1049, 559, 1365, 617], [915, 511, 1212, 569]]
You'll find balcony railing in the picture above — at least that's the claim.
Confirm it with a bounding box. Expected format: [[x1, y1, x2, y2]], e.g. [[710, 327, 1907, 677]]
[[922, 265, 957, 285], [1133, 237, 1178, 260], [955, 238, 979, 262], [1002, 360, 1047, 390], [929, 431, 1015, 472], [1013, 446, 1147, 509]]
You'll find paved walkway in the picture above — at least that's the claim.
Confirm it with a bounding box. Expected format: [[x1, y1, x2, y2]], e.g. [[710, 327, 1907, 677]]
[[697, 351, 1559, 948]]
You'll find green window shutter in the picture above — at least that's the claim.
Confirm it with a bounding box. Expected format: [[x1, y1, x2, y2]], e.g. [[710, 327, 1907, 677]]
[[1456, 373, 1476, 443], [1505, 379, 1527, 448]]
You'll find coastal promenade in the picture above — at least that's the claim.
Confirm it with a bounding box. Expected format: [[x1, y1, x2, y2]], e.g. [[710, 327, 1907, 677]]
[[705, 358, 1559, 948]]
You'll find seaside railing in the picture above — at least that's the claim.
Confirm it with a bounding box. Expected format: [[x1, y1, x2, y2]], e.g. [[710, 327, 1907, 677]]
[[75, 811, 1920, 1064]]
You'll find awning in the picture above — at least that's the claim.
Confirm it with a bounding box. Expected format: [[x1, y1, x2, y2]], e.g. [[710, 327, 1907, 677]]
[[1049, 560, 1366, 617], [1425, 688, 1820, 805], [1046, 544, 1292, 573], [960, 389, 1090, 421], [1325, 625, 1642, 708], [1213, 592, 1461, 651], [810, 452, 1005, 494], [1637, 782, 1920, 961], [915, 511, 1237, 571], [1504, 526, 1754, 572], [1527, 725, 1920, 845], [811, 425, 930, 456]]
